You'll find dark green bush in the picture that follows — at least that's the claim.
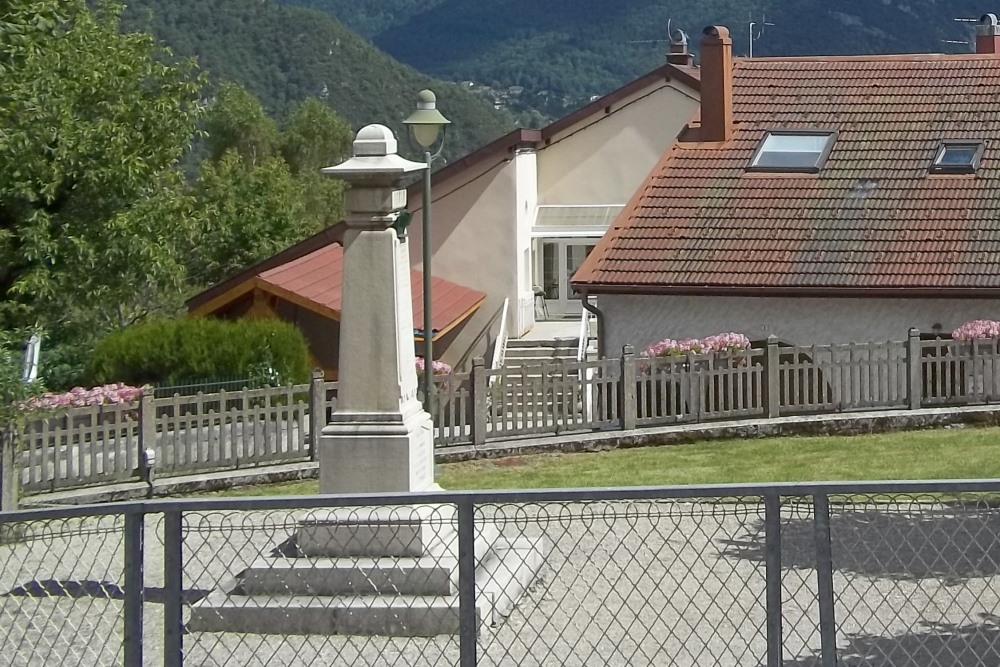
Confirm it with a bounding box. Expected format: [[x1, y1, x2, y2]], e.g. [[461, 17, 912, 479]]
[[89, 317, 311, 387]]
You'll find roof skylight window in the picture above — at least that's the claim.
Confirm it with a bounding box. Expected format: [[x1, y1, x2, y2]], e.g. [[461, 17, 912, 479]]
[[930, 141, 984, 174], [748, 131, 836, 173]]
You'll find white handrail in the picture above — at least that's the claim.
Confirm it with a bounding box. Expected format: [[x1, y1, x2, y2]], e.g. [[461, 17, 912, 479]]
[[490, 297, 510, 375], [576, 299, 593, 363]]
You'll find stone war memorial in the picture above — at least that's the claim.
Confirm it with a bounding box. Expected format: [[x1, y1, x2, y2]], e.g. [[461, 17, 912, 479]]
[[189, 125, 544, 636]]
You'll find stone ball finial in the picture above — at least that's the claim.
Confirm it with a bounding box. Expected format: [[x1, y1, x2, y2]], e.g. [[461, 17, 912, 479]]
[[353, 124, 398, 158]]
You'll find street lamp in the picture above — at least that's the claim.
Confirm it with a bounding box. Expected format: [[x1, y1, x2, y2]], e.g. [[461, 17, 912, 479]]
[[403, 89, 450, 415]]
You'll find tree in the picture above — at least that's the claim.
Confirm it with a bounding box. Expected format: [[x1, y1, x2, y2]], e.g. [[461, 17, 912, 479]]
[[203, 82, 281, 165], [189, 151, 309, 285], [187, 86, 353, 286], [0, 0, 204, 331], [280, 97, 352, 230]]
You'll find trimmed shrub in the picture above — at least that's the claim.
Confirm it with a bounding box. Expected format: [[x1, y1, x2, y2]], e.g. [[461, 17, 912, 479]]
[[89, 318, 311, 387]]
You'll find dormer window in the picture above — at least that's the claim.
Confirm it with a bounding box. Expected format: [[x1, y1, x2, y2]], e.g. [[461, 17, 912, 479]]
[[748, 131, 836, 173], [930, 141, 984, 174]]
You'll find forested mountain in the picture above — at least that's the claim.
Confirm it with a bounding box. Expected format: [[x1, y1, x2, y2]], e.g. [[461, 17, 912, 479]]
[[121, 0, 515, 161], [285, 0, 989, 119]]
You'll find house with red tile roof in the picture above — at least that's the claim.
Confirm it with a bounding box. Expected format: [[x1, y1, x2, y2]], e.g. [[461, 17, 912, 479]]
[[402, 33, 701, 359], [573, 16, 1000, 357], [187, 33, 703, 372], [187, 223, 485, 379]]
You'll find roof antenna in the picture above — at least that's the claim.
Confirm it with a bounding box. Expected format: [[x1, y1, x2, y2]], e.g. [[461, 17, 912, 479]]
[[749, 13, 775, 58], [943, 16, 979, 52]]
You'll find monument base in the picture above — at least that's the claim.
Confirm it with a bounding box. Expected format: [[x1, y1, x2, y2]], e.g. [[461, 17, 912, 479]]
[[189, 504, 546, 636], [318, 403, 434, 494]]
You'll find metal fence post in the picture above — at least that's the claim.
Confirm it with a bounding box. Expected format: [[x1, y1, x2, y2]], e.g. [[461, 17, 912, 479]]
[[471, 357, 488, 446], [764, 494, 783, 667], [764, 335, 781, 418], [619, 345, 636, 430], [457, 497, 478, 667], [164, 510, 184, 667], [0, 425, 18, 512], [813, 494, 838, 667], [308, 368, 326, 460], [906, 328, 921, 410], [123, 508, 145, 665]]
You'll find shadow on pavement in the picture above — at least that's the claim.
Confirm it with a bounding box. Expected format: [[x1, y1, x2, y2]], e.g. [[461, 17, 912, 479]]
[[4, 579, 210, 603], [721, 502, 1000, 583], [782, 614, 1000, 666]]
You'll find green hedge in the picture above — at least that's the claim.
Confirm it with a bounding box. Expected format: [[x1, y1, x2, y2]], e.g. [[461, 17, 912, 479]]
[[89, 318, 311, 387]]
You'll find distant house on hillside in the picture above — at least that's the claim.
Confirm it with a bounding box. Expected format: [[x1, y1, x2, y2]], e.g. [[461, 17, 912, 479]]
[[573, 16, 1000, 356], [186, 224, 485, 379]]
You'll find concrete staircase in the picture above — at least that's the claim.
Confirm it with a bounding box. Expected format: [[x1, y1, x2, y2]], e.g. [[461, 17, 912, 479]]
[[494, 337, 597, 426]]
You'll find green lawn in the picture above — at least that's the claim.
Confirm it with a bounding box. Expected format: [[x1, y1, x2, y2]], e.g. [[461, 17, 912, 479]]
[[201, 426, 1000, 496]]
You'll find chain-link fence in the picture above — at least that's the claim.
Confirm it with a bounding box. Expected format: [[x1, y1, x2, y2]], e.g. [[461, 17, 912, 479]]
[[3, 481, 1000, 665]]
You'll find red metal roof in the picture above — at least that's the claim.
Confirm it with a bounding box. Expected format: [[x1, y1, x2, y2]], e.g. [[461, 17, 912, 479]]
[[259, 243, 486, 338], [573, 55, 1000, 294]]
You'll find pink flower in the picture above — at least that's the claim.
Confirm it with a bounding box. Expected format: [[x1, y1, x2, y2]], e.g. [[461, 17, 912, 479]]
[[642, 332, 750, 358], [19, 383, 147, 412], [953, 320, 1000, 341], [415, 357, 452, 375]]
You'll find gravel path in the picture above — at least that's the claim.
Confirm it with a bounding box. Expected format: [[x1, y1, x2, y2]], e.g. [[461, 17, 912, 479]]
[[3, 499, 1000, 666]]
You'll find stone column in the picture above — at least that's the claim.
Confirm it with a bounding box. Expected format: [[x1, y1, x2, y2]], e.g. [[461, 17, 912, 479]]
[[318, 124, 433, 494]]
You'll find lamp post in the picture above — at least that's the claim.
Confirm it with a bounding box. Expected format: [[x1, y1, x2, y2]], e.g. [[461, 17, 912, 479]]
[[403, 89, 450, 415]]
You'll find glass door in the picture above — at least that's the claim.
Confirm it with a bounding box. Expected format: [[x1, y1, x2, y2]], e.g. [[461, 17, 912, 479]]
[[537, 240, 597, 318]]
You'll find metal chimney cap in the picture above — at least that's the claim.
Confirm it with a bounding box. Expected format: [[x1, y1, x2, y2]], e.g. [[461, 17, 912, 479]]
[[978, 13, 1000, 36], [702, 25, 731, 41]]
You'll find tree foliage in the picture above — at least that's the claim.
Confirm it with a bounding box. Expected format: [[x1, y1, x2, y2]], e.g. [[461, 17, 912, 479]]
[[89, 317, 311, 387], [188, 84, 352, 287], [122, 0, 515, 162], [294, 0, 990, 122], [0, 0, 204, 329]]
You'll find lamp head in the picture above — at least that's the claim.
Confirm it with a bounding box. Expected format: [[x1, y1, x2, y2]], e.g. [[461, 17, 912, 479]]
[[403, 89, 451, 148]]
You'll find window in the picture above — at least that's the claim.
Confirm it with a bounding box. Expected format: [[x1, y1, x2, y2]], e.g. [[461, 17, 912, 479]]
[[930, 141, 984, 174], [748, 131, 837, 173]]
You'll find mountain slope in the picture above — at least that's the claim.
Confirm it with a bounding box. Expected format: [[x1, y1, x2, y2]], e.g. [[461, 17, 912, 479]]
[[286, 0, 988, 116], [122, 0, 514, 161]]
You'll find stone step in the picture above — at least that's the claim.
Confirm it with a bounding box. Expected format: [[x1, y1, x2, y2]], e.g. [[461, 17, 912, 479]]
[[507, 338, 580, 349], [297, 504, 456, 558], [504, 347, 578, 359], [242, 525, 501, 597], [188, 535, 546, 637]]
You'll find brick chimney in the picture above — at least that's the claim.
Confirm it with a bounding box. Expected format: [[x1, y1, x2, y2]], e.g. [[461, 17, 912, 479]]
[[667, 29, 693, 67], [977, 13, 1000, 54], [699, 25, 733, 143]]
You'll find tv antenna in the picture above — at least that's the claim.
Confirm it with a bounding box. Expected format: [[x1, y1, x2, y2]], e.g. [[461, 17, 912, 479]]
[[942, 16, 979, 51], [628, 18, 675, 47], [749, 13, 775, 58]]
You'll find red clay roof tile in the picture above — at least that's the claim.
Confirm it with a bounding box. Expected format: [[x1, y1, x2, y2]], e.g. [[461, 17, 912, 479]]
[[574, 55, 1000, 294], [259, 243, 486, 338]]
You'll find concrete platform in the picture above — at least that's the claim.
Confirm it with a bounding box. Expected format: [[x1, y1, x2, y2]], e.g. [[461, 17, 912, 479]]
[[188, 513, 545, 636]]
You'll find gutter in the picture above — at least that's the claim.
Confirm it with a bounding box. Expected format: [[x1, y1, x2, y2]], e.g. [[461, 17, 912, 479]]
[[579, 289, 607, 359]]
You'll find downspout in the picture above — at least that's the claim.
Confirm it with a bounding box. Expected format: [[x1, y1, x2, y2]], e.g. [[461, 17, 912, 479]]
[[579, 289, 607, 359]]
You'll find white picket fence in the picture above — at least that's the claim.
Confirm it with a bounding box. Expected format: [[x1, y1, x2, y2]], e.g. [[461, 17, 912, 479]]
[[13, 331, 1000, 496]]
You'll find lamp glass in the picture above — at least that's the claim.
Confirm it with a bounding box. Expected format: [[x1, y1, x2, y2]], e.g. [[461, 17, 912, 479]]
[[411, 123, 442, 149]]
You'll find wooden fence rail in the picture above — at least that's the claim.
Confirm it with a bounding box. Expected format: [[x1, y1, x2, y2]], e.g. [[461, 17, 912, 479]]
[[11, 329, 1000, 496]]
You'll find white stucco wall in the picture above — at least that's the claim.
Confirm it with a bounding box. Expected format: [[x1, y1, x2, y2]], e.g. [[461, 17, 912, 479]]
[[407, 157, 519, 368], [537, 82, 699, 206], [601, 294, 1000, 356]]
